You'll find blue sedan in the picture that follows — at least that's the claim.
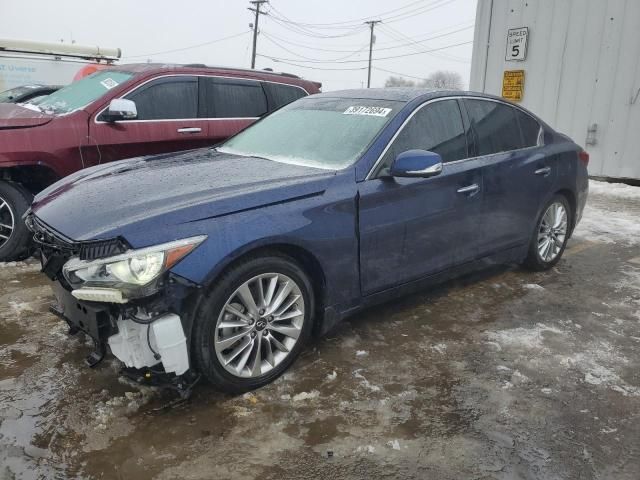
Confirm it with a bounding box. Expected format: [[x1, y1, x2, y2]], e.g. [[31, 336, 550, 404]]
[[28, 88, 589, 393]]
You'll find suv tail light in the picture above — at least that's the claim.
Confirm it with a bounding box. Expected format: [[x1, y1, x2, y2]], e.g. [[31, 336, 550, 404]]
[[578, 149, 589, 167]]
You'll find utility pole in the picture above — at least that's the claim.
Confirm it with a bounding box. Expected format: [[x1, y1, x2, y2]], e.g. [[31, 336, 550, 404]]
[[249, 0, 268, 69], [365, 20, 381, 88]]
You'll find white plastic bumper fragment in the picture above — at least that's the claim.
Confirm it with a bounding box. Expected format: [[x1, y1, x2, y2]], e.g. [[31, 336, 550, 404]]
[[107, 313, 190, 375], [71, 287, 127, 304]]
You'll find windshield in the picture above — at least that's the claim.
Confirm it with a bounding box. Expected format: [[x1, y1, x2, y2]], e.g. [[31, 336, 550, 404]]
[[217, 97, 403, 170], [0, 85, 39, 103], [31, 70, 134, 115]]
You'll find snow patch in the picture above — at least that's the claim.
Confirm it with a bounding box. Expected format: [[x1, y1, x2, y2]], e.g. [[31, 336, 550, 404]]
[[356, 445, 375, 454], [326, 370, 337, 381], [589, 179, 640, 200], [292, 390, 320, 401], [387, 439, 401, 450], [353, 369, 381, 392], [486, 323, 564, 351], [355, 350, 368, 357]]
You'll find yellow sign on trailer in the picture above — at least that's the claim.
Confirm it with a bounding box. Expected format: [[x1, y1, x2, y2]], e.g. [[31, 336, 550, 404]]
[[502, 70, 525, 101]]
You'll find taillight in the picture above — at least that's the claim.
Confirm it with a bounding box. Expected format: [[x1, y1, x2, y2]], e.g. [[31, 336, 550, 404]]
[[578, 149, 589, 167]]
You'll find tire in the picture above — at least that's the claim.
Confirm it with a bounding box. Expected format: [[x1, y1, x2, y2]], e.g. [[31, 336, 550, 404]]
[[192, 254, 314, 393], [524, 194, 572, 271], [0, 181, 34, 262]]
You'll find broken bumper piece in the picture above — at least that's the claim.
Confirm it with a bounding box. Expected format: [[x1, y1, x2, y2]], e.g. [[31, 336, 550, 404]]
[[50, 281, 190, 377]]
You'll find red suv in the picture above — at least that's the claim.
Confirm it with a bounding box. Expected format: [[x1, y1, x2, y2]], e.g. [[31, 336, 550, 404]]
[[0, 64, 321, 260]]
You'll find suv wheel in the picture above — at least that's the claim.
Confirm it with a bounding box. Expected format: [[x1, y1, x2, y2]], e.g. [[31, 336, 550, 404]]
[[524, 194, 571, 271], [0, 181, 33, 262], [192, 254, 314, 393]]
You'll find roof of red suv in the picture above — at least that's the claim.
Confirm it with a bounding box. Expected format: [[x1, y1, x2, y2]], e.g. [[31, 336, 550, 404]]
[[105, 63, 321, 92]]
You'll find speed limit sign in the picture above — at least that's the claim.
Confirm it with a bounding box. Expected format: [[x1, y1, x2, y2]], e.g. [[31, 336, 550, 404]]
[[506, 27, 528, 61]]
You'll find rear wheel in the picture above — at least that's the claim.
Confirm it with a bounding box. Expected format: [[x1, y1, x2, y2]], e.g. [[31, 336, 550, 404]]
[[0, 181, 33, 262], [524, 194, 571, 271], [192, 254, 314, 393]]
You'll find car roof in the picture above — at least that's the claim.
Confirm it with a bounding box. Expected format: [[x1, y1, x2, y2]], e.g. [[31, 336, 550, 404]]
[[101, 63, 320, 90], [311, 87, 505, 103]]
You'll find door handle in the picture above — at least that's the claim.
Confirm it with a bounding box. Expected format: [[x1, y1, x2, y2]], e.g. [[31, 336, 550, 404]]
[[535, 166, 551, 176], [457, 184, 480, 195], [177, 127, 202, 134]]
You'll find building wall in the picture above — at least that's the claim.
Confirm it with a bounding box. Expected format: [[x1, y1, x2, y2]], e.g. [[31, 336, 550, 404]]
[[470, 0, 640, 180]]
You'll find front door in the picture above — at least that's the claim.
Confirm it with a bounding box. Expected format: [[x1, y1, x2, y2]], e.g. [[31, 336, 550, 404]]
[[358, 99, 483, 295], [89, 76, 210, 164]]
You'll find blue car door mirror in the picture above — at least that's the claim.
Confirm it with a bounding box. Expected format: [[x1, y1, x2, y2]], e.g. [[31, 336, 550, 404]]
[[390, 150, 443, 178]]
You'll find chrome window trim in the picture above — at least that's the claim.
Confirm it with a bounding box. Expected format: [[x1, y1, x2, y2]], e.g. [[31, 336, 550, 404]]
[[365, 95, 544, 180], [93, 73, 310, 125]]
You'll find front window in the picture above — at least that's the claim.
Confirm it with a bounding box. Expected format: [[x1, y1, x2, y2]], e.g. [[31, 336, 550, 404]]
[[217, 97, 403, 170], [30, 70, 134, 115]]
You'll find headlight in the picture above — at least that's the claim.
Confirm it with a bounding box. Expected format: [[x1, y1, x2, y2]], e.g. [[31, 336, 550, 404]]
[[63, 235, 206, 297]]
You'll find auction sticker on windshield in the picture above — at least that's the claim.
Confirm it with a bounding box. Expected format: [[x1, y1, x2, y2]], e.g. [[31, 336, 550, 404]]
[[100, 78, 119, 90], [343, 106, 392, 117]]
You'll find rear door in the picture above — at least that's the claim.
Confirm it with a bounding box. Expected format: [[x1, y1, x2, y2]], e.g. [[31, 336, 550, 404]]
[[462, 98, 555, 256], [90, 75, 209, 162], [358, 98, 483, 295], [199, 77, 269, 143]]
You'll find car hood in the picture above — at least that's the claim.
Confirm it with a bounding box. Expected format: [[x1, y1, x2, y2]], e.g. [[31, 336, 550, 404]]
[[0, 103, 53, 129], [31, 148, 335, 241]]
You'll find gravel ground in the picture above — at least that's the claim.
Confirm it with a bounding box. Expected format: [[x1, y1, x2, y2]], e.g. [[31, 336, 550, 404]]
[[1, 180, 639, 479]]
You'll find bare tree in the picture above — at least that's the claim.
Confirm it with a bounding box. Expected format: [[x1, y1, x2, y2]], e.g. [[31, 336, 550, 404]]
[[420, 70, 463, 90], [384, 76, 416, 88]]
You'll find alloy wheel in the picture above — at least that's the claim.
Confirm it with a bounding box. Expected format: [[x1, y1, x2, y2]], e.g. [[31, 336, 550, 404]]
[[0, 196, 15, 249], [537, 201, 568, 262], [214, 273, 305, 378]]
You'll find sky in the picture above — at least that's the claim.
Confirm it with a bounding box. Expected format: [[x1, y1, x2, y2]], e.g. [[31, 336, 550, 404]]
[[0, 0, 477, 91]]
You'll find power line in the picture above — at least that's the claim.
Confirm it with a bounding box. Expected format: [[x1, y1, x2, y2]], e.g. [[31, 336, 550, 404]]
[[267, 0, 457, 30], [261, 24, 473, 55], [256, 55, 368, 71], [260, 20, 473, 50], [122, 31, 251, 59], [379, 23, 470, 63], [266, 0, 430, 28], [374, 66, 429, 81], [261, 33, 368, 62], [256, 39, 473, 64], [267, 12, 368, 39]]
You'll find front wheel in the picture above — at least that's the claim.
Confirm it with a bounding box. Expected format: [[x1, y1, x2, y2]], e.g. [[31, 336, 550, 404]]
[[192, 254, 314, 393], [0, 181, 33, 262], [524, 194, 571, 271]]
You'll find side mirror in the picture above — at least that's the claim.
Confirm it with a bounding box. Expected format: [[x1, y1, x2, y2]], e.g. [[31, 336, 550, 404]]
[[105, 98, 137, 122], [390, 149, 443, 178]]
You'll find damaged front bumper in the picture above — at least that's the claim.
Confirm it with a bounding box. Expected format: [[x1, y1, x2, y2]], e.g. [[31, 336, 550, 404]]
[[28, 212, 202, 394], [50, 281, 191, 376]]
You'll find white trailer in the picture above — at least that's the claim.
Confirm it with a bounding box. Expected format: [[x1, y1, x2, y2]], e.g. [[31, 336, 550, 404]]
[[470, 0, 640, 181], [0, 38, 120, 91]]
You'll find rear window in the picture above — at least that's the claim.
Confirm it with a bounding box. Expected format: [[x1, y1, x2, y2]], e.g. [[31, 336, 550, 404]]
[[515, 109, 541, 147], [201, 77, 268, 118], [267, 83, 307, 109], [465, 99, 522, 156]]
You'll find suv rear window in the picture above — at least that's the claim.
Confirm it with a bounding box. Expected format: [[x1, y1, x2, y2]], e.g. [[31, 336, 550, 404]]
[[200, 77, 268, 118], [266, 83, 307, 109]]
